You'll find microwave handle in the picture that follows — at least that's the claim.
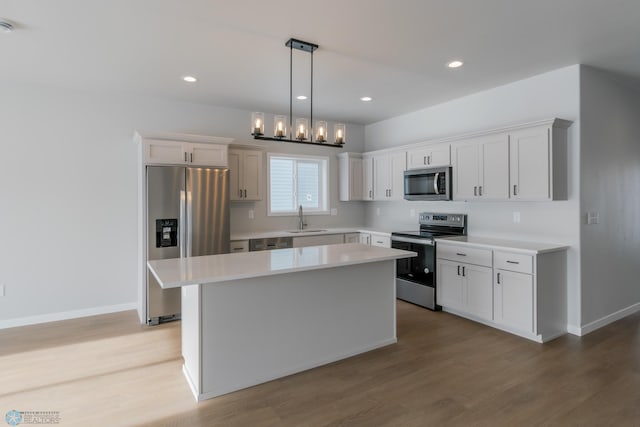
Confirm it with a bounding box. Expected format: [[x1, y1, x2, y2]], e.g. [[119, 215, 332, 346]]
[[434, 172, 440, 194]]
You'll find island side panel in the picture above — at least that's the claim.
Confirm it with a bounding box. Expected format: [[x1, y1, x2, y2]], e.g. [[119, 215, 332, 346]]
[[181, 284, 201, 397], [198, 260, 397, 400]]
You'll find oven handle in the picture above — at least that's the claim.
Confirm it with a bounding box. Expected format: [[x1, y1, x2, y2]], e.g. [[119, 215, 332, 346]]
[[391, 236, 434, 246]]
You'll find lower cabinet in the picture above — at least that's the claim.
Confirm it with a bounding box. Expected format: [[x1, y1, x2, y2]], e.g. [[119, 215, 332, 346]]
[[437, 258, 493, 321], [344, 233, 360, 243], [359, 232, 390, 247], [436, 241, 567, 342], [229, 240, 249, 253], [292, 234, 345, 248]]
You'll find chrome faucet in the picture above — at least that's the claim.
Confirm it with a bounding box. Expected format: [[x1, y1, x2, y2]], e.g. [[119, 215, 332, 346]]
[[298, 205, 306, 230]]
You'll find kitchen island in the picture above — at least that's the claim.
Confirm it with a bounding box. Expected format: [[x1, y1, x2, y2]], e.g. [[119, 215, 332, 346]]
[[147, 243, 416, 401]]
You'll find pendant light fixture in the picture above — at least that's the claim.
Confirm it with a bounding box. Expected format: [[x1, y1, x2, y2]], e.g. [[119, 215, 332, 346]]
[[251, 38, 345, 147]]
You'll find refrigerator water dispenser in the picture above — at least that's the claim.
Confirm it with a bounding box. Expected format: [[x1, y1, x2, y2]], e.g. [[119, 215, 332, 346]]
[[156, 219, 178, 247]]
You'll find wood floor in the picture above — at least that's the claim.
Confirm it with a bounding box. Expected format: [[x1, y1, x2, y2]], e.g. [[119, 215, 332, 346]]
[[1, 302, 639, 426]]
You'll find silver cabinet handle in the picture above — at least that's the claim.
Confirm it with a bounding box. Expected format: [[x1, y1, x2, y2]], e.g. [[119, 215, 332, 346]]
[[434, 172, 440, 194], [506, 260, 520, 264], [244, 189, 247, 198], [462, 266, 466, 277], [457, 265, 461, 276], [184, 152, 187, 162], [497, 272, 501, 284], [190, 152, 193, 163], [423, 156, 427, 165], [456, 253, 467, 256], [474, 186, 477, 196], [427, 155, 431, 165], [513, 184, 518, 196], [239, 189, 243, 198], [232, 247, 243, 251], [479, 186, 483, 196], [369, 190, 373, 199]]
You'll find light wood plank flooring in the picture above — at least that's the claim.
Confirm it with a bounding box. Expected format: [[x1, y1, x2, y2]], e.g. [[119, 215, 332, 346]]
[[1, 302, 639, 426]]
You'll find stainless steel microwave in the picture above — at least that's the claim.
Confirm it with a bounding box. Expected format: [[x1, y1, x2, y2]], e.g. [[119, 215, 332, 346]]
[[403, 166, 452, 201]]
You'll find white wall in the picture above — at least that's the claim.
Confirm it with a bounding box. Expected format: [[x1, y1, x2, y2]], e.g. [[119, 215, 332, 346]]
[[579, 67, 640, 328], [364, 65, 582, 329], [0, 82, 364, 326]]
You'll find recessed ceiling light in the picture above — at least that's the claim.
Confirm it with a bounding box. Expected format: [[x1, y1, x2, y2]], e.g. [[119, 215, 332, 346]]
[[183, 76, 197, 83], [447, 60, 464, 69], [296, 95, 308, 100], [0, 21, 14, 33], [360, 96, 373, 102]]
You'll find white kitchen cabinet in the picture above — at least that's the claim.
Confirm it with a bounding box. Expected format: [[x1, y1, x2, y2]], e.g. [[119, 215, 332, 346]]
[[229, 149, 263, 201], [337, 153, 363, 201], [359, 233, 371, 245], [370, 234, 391, 248], [143, 139, 228, 167], [451, 133, 509, 201], [229, 240, 249, 253], [509, 122, 568, 201], [406, 143, 451, 169], [373, 151, 406, 201], [292, 234, 345, 248], [362, 155, 374, 201], [437, 239, 567, 342], [344, 233, 360, 243], [436, 247, 493, 322]]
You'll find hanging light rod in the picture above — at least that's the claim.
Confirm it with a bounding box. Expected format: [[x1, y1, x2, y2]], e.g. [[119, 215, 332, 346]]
[[251, 37, 345, 148]]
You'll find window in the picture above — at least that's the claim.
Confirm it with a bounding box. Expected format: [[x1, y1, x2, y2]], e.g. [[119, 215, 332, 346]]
[[267, 153, 329, 216]]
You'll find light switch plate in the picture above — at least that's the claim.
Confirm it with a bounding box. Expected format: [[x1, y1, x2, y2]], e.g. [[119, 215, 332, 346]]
[[331, 208, 337, 216], [248, 210, 254, 219], [513, 211, 521, 223], [587, 212, 599, 224], [410, 209, 416, 217], [376, 207, 381, 216]]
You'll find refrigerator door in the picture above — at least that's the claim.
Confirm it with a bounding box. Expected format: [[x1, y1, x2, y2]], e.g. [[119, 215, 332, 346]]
[[146, 166, 184, 323], [186, 167, 230, 256]]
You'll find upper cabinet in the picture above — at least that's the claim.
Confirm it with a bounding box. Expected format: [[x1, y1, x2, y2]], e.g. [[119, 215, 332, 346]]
[[337, 153, 364, 201], [362, 154, 374, 201], [373, 151, 406, 201], [229, 149, 263, 201], [406, 143, 451, 170], [137, 133, 232, 167], [509, 123, 568, 201], [452, 133, 510, 201]]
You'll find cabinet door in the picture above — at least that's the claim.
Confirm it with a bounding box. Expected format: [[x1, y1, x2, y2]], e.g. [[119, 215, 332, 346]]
[[243, 151, 263, 200], [344, 233, 360, 244], [436, 259, 465, 311], [144, 140, 186, 165], [509, 126, 550, 200], [373, 155, 390, 200], [228, 150, 242, 201], [362, 156, 374, 200], [359, 233, 371, 245], [349, 158, 364, 200], [452, 142, 479, 200], [494, 270, 534, 333], [429, 144, 451, 167], [189, 143, 227, 166], [389, 151, 407, 200], [465, 264, 493, 321], [480, 134, 510, 200], [407, 147, 431, 169]]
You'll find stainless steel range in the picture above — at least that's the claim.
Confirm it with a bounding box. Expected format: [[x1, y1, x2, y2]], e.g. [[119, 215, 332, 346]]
[[391, 212, 467, 310]]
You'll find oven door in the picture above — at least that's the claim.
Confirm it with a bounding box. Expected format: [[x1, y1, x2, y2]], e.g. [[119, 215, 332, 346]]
[[392, 236, 440, 310]]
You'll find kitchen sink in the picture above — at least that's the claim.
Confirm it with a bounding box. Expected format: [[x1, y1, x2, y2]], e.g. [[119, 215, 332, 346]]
[[287, 229, 327, 233]]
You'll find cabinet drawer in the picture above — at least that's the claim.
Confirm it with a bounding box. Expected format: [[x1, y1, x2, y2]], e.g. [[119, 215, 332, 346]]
[[494, 251, 533, 274], [371, 235, 391, 248], [437, 244, 492, 267], [229, 240, 249, 253]]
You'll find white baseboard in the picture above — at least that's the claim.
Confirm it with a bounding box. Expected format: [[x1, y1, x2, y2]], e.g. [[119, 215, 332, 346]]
[[573, 302, 640, 336], [566, 324, 581, 336], [0, 302, 137, 330]]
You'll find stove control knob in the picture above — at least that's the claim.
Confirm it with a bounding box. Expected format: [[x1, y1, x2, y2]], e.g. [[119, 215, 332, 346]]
[[424, 267, 430, 274]]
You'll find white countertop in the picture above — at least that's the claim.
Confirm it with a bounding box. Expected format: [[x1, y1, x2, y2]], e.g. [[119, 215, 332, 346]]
[[230, 227, 392, 241], [148, 243, 416, 289], [436, 236, 569, 254]]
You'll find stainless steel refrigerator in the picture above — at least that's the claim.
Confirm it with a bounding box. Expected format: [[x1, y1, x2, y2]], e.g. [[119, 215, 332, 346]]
[[146, 165, 229, 325]]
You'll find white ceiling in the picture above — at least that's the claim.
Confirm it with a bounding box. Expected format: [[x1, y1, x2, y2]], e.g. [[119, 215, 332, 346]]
[[2, 0, 640, 125]]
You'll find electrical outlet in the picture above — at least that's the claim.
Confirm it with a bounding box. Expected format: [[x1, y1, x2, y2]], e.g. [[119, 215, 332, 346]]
[[331, 208, 338, 216], [248, 210, 254, 219], [376, 207, 381, 216], [513, 212, 521, 223], [587, 212, 599, 224], [410, 209, 416, 217]]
